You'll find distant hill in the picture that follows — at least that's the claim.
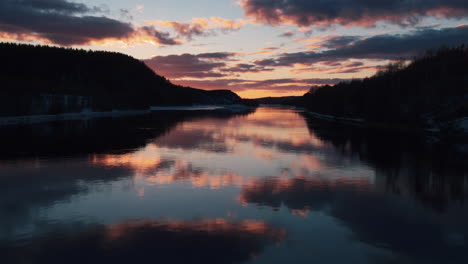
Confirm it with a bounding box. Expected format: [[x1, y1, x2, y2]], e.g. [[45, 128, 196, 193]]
[[255, 96, 303, 106], [0, 43, 241, 116]]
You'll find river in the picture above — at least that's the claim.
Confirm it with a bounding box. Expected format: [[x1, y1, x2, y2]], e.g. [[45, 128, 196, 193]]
[[0, 107, 467, 264]]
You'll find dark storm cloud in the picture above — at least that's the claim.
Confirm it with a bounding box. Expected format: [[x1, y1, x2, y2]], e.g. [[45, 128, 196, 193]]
[[258, 25, 468, 66], [240, 0, 468, 27], [0, 0, 179, 46]]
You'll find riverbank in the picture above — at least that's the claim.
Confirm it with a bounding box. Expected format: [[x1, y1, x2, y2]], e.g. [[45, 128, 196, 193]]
[[303, 110, 468, 155], [0, 109, 151, 126], [0, 105, 256, 126]]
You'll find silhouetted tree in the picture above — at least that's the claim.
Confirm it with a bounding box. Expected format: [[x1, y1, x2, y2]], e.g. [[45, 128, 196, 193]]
[[299, 45, 468, 128]]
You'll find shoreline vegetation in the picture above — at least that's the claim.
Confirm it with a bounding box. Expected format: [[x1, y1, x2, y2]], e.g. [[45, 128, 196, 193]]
[[256, 45, 468, 140], [0, 43, 257, 118]]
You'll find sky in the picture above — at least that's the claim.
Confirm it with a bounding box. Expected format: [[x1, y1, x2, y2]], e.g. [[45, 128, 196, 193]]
[[1, 0, 468, 98]]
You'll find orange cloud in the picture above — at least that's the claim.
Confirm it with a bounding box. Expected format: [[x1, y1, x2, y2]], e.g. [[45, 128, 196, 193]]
[[0, 1, 181, 46]]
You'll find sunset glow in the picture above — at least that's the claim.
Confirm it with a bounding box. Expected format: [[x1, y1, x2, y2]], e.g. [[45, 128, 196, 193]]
[[1, 0, 467, 98]]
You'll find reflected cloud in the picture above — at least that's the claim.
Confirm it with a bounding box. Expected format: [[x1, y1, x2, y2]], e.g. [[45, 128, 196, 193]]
[[153, 125, 229, 153], [92, 150, 166, 174], [92, 146, 249, 190], [144, 162, 247, 190], [302, 113, 468, 210], [0, 157, 133, 240], [239, 175, 468, 263], [239, 176, 373, 211], [88, 108, 375, 190], [1, 218, 286, 264], [179, 108, 326, 150]]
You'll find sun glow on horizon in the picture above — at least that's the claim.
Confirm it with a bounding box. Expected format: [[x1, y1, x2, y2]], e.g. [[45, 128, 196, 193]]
[[1, 0, 467, 98]]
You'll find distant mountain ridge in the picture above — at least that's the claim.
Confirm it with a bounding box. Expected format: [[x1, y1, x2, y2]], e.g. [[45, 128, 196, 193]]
[[0, 43, 242, 117], [254, 96, 303, 106]]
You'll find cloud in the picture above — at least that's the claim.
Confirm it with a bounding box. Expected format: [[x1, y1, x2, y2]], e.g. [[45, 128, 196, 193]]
[[0, 0, 179, 46], [295, 35, 361, 50], [144, 53, 238, 78], [134, 26, 180, 46], [257, 25, 468, 67], [210, 17, 246, 31], [146, 26, 467, 95], [328, 65, 383, 74], [220, 63, 275, 74], [144, 52, 279, 79], [148, 17, 246, 40], [150, 19, 210, 40], [239, 0, 468, 28], [196, 52, 237, 59], [289, 62, 382, 75], [319, 35, 361, 49], [279, 30, 295, 38], [136, 4, 144, 12]]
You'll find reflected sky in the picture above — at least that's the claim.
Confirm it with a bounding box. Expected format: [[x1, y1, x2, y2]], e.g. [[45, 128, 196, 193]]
[[1, 218, 285, 264], [0, 107, 467, 264]]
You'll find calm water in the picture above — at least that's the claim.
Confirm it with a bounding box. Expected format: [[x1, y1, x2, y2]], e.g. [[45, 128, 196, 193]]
[[0, 107, 467, 264]]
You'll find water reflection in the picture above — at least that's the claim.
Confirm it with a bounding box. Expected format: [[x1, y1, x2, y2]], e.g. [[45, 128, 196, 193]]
[[1, 219, 285, 264], [239, 175, 468, 262], [0, 107, 467, 263], [302, 115, 468, 210], [0, 109, 254, 159]]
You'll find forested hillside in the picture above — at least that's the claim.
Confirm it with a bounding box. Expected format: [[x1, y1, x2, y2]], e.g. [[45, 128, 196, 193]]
[[300, 45, 468, 131], [0, 43, 240, 116]]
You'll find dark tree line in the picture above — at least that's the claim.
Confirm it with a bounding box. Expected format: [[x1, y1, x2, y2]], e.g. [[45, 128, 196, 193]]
[[300, 45, 468, 128], [0, 43, 240, 116]]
